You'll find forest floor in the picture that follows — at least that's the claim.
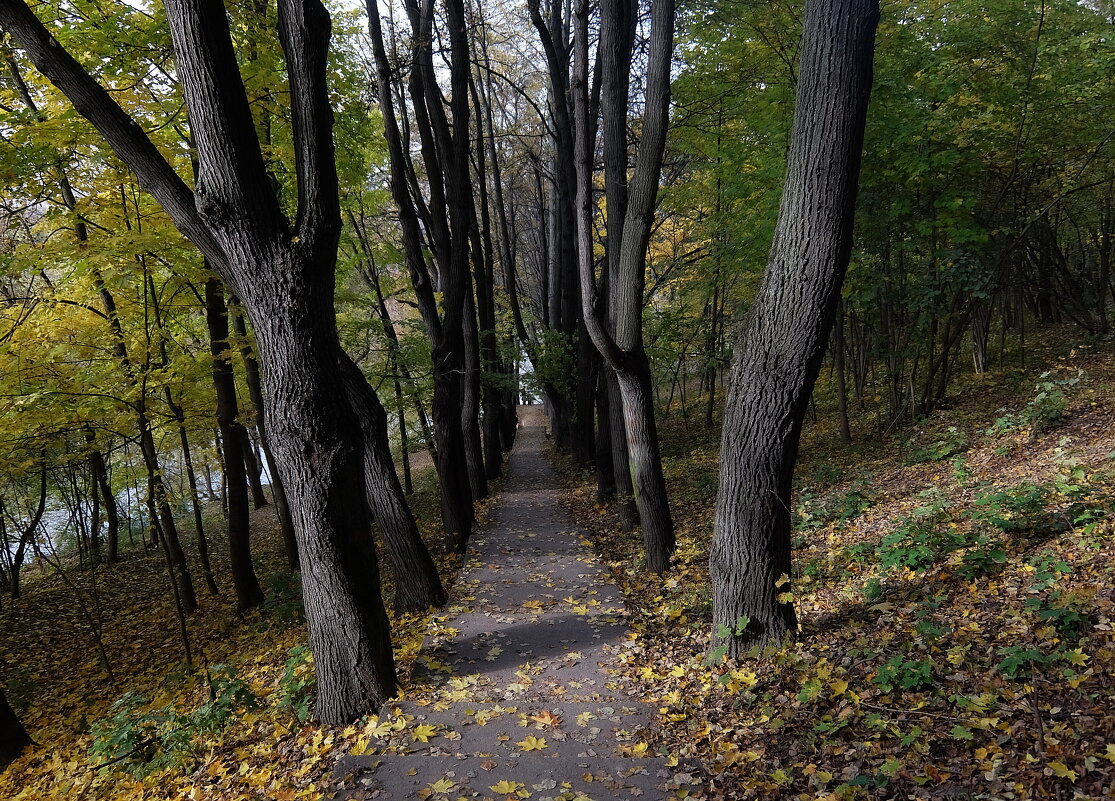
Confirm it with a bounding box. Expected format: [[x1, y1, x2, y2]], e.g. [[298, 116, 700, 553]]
[[560, 328, 1115, 799], [1, 328, 1113, 801]]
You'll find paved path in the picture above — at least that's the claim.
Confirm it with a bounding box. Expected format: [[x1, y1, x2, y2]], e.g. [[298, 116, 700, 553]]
[[334, 410, 704, 800]]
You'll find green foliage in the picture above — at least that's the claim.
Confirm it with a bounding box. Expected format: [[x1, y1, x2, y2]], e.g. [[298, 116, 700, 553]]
[[987, 372, 1083, 438], [955, 539, 1008, 580], [3, 667, 37, 714], [276, 646, 316, 723], [877, 494, 961, 572], [995, 646, 1050, 680], [965, 482, 1050, 534], [872, 656, 935, 693], [89, 667, 257, 777], [261, 571, 305, 629], [707, 616, 753, 664], [1025, 591, 1094, 640], [904, 427, 968, 465]]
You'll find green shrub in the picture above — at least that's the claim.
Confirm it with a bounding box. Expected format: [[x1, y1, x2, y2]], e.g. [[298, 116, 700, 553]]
[[987, 371, 1082, 438], [995, 646, 1049, 680], [955, 536, 1008, 579], [276, 645, 316, 722], [966, 482, 1049, 534], [89, 667, 257, 777], [873, 656, 935, 692], [905, 427, 968, 465]]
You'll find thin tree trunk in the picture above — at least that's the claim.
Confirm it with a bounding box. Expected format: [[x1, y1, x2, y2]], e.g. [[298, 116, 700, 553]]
[[8, 464, 47, 600], [88, 445, 119, 565], [229, 297, 299, 569], [338, 354, 446, 613], [834, 299, 852, 444], [205, 278, 264, 613]]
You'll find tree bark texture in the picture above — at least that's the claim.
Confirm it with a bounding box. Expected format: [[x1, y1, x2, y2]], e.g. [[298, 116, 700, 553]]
[[338, 354, 447, 613], [0, 0, 401, 722], [230, 297, 299, 569], [205, 278, 264, 613], [710, 0, 879, 657], [573, 0, 673, 569], [0, 690, 31, 768]]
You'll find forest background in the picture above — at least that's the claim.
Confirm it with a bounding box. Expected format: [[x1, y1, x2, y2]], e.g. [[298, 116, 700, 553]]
[[0, 0, 1113, 798]]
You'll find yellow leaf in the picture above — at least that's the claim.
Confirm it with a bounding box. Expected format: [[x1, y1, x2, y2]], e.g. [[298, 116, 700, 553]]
[[490, 780, 525, 794], [1105, 744, 1115, 763], [1048, 761, 1077, 781], [775, 573, 791, 588], [412, 723, 439, 742], [517, 735, 548, 751], [1063, 648, 1089, 666], [427, 777, 456, 794]]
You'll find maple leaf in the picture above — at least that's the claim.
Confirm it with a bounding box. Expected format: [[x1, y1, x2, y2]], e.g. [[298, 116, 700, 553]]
[[427, 777, 456, 794], [490, 779, 525, 793], [530, 709, 562, 728], [1048, 761, 1077, 781], [411, 723, 439, 742], [516, 735, 548, 751]]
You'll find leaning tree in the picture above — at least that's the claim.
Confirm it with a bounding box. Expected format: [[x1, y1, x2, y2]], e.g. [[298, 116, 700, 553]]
[[709, 0, 880, 655], [0, 0, 406, 723]]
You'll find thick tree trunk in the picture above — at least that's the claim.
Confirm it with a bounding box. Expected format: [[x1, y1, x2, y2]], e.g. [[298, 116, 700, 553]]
[[338, 354, 446, 613], [3, 0, 406, 724], [615, 363, 673, 571], [573, 0, 670, 562], [594, 371, 616, 503], [205, 278, 264, 613], [0, 690, 32, 768], [710, 0, 878, 657]]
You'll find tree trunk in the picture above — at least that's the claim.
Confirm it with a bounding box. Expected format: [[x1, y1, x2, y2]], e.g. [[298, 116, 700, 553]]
[[86, 438, 119, 565], [338, 355, 447, 613], [0, 689, 32, 768], [205, 278, 264, 613], [242, 432, 269, 510], [7, 464, 47, 600], [710, 0, 879, 656], [461, 284, 489, 501], [594, 371, 616, 503], [833, 300, 852, 443], [229, 297, 299, 569], [572, 0, 671, 567], [4, 0, 414, 723]]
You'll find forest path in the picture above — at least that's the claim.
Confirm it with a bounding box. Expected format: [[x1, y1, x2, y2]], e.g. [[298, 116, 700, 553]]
[[334, 408, 703, 799]]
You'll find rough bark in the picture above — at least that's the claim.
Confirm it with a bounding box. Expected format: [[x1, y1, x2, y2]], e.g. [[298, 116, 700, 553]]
[[338, 355, 447, 613], [0, 689, 32, 768], [0, 0, 400, 722], [573, 0, 673, 570], [229, 297, 299, 569], [366, 0, 474, 552], [710, 0, 879, 657], [205, 278, 264, 613]]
